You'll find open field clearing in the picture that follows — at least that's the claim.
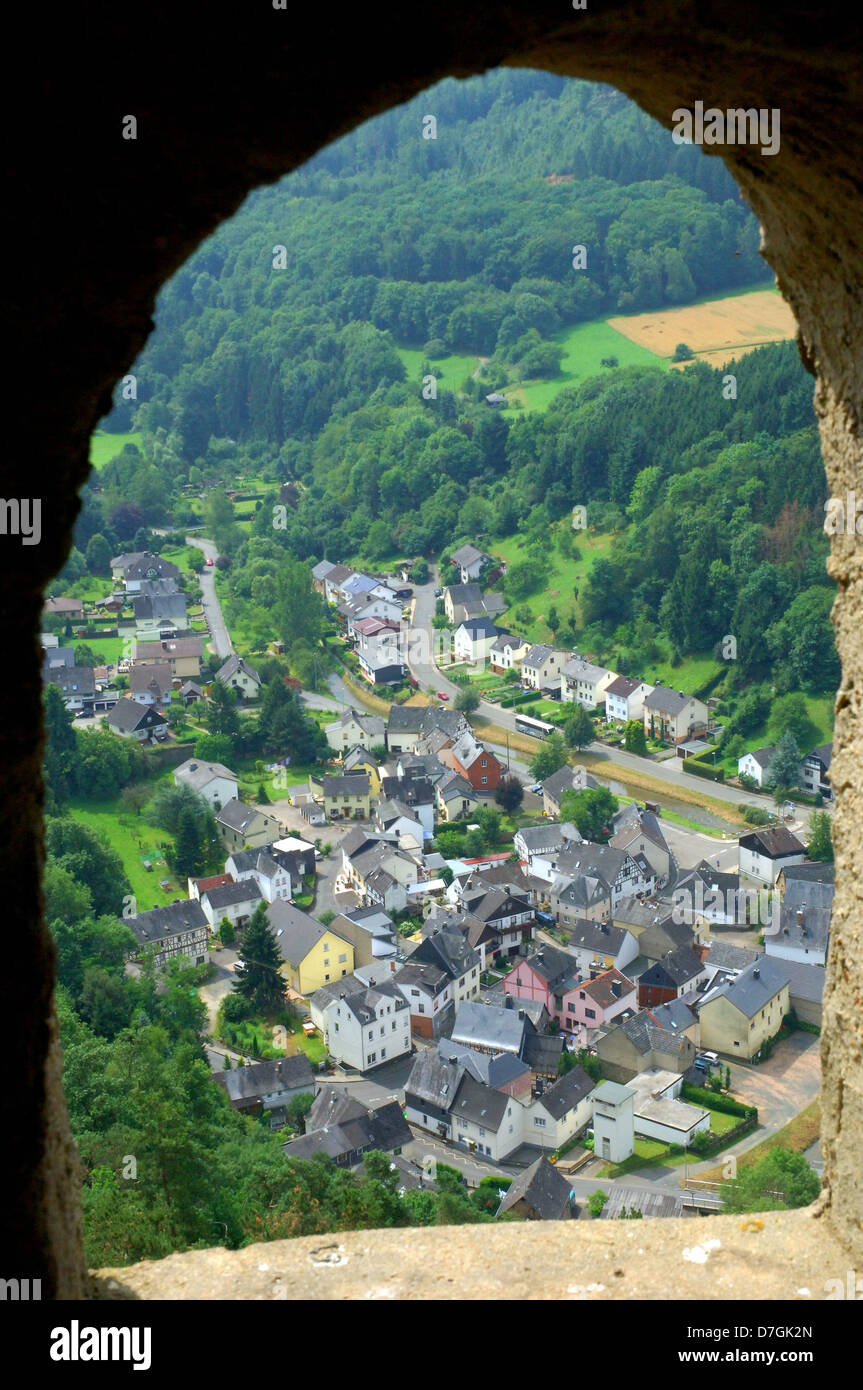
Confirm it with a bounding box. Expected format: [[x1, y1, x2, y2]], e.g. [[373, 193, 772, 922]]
[[608, 287, 795, 367], [89, 430, 143, 469]]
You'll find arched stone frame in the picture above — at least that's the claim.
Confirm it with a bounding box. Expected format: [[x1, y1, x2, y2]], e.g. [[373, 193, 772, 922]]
[[5, 2, 860, 1295]]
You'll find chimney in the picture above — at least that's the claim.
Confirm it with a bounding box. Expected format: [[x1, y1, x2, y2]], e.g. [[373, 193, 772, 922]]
[[753, 967, 760, 979], [518, 1009, 525, 1021], [504, 994, 513, 1009], [797, 909, 804, 927]]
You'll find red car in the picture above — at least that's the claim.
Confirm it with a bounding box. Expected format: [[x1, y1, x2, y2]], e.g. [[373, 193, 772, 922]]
[[205, 557, 214, 566], [437, 690, 450, 701]]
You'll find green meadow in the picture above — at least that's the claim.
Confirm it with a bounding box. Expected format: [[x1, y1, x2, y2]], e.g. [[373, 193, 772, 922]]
[[395, 347, 481, 393], [504, 320, 666, 413], [89, 431, 144, 469]]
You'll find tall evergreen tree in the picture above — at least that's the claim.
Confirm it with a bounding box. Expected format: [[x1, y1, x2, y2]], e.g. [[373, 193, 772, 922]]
[[234, 903, 287, 1013]]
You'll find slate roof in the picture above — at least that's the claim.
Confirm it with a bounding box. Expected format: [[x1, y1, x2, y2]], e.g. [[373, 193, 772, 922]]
[[451, 1000, 526, 1053], [329, 707, 386, 738], [106, 698, 164, 732], [741, 745, 776, 769], [132, 593, 188, 622], [674, 859, 740, 901], [804, 743, 832, 770], [129, 899, 207, 946], [175, 758, 238, 790], [451, 1073, 509, 1129], [566, 919, 629, 955], [604, 674, 647, 699], [214, 1054, 315, 1105], [322, 773, 371, 798], [774, 893, 832, 954], [771, 958, 826, 1003], [649, 997, 698, 1032], [704, 956, 790, 1017], [705, 941, 760, 972], [136, 637, 204, 660], [456, 616, 499, 639], [522, 1031, 564, 1073], [739, 825, 806, 858], [445, 583, 482, 606], [405, 1050, 465, 1113], [536, 1065, 594, 1118], [438, 1040, 530, 1091], [44, 664, 96, 697], [561, 654, 609, 685], [267, 900, 337, 966], [217, 654, 260, 685], [780, 862, 835, 887], [450, 544, 488, 568], [202, 880, 262, 912], [217, 798, 272, 834], [639, 945, 704, 989], [522, 643, 555, 669], [497, 1157, 573, 1220], [283, 1099, 411, 1162], [616, 1011, 691, 1058], [643, 686, 695, 715], [540, 764, 600, 804]]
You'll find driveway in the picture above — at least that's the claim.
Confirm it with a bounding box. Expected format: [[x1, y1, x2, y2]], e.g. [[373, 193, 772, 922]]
[[185, 534, 232, 659], [725, 1030, 821, 1131], [198, 947, 239, 1033]]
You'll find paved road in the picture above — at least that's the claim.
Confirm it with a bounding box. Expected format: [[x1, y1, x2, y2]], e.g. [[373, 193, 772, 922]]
[[185, 534, 232, 659], [404, 574, 820, 836]]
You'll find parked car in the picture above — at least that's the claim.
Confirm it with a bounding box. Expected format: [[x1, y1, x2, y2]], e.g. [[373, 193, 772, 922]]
[[529, 783, 543, 794], [433, 588, 441, 597], [205, 557, 214, 566], [75, 709, 93, 718], [437, 690, 450, 701]]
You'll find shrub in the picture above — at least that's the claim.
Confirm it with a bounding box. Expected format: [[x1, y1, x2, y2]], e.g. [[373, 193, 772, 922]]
[[681, 1083, 756, 1118], [682, 758, 725, 782]]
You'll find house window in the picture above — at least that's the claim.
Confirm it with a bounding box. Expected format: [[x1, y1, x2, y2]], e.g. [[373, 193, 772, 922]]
[[323, 943, 330, 951], [338, 953, 347, 963], [534, 1117, 546, 1128], [392, 1021, 397, 1031], [481, 759, 487, 768], [418, 1004, 425, 1013], [381, 1048, 386, 1058], [324, 974, 330, 982], [567, 1002, 576, 1013], [334, 1023, 339, 1032], [585, 1008, 596, 1019], [324, 959, 330, 966], [368, 1052, 376, 1064], [481, 776, 487, 785]]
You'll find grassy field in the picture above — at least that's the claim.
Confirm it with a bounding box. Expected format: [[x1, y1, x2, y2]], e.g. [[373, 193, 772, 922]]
[[395, 346, 480, 393], [493, 525, 615, 639], [505, 319, 666, 413], [68, 774, 183, 911], [77, 635, 125, 666], [89, 431, 144, 469], [695, 1101, 821, 1185], [608, 287, 795, 370]]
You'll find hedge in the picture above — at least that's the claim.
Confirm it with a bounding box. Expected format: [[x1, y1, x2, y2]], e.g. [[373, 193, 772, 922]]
[[681, 1083, 756, 1119], [682, 758, 725, 782]]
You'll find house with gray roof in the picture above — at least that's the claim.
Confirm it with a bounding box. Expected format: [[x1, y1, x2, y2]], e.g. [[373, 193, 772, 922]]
[[266, 899, 354, 994], [738, 745, 776, 787], [213, 1055, 315, 1126], [561, 652, 617, 709], [318, 980, 411, 1072], [200, 878, 262, 930], [565, 918, 639, 976], [126, 899, 209, 970], [695, 957, 791, 1059], [766, 875, 833, 966], [595, 1008, 697, 1083], [497, 1156, 575, 1221], [450, 543, 491, 583], [738, 825, 806, 885], [642, 685, 709, 744], [638, 945, 709, 1007], [215, 654, 261, 701], [216, 798, 281, 852], [105, 697, 167, 740], [283, 1091, 411, 1166], [520, 644, 569, 692], [173, 757, 238, 810], [451, 998, 527, 1056], [43, 662, 96, 713]]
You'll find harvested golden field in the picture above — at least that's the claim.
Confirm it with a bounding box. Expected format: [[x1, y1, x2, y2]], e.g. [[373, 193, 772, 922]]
[[607, 289, 796, 368]]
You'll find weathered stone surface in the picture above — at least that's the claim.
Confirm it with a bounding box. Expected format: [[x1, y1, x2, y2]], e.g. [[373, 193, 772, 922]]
[[6, 2, 860, 1293], [93, 1207, 855, 1301]]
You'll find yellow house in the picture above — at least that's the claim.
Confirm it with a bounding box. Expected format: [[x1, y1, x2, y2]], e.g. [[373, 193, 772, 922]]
[[320, 772, 371, 820], [268, 899, 355, 995], [342, 746, 382, 796], [697, 958, 790, 1060]]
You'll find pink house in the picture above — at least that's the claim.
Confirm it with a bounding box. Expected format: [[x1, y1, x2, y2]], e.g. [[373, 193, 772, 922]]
[[500, 944, 636, 1039]]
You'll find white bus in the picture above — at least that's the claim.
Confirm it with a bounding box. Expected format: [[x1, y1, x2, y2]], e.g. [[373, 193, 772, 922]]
[[514, 712, 556, 739]]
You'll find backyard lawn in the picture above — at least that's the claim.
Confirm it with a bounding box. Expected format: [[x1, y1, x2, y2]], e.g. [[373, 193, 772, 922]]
[[68, 775, 184, 911]]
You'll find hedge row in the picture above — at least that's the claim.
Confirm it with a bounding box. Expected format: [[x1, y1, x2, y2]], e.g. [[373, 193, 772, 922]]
[[681, 1083, 756, 1119], [682, 758, 726, 782]]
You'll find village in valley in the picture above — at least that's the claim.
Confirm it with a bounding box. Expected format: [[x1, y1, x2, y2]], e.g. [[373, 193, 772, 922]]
[[42, 536, 831, 1223]]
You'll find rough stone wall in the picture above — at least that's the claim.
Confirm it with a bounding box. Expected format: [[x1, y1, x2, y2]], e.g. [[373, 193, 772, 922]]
[[5, 3, 860, 1293]]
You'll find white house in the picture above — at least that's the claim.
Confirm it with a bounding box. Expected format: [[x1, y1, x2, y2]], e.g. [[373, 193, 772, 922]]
[[604, 674, 653, 724], [200, 879, 262, 931], [215, 655, 261, 701], [488, 632, 529, 674], [520, 644, 569, 691], [561, 653, 617, 709], [450, 544, 491, 583], [765, 877, 832, 967], [625, 1069, 711, 1148], [738, 826, 807, 885], [325, 707, 386, 753], [173, 758, 239, 811], [320, 981, 411, 1072], [737, 746, 775, 787], [226, 847, 295, 903], [453, 617, 500, 665], [524, 1066, 595, 1150]]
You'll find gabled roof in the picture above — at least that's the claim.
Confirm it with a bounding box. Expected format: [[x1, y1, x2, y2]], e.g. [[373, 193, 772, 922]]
[[649, 997, 698, 1032], [444, 583, 482, 605], [450, 544, 488, 568], [804, 743, 832, 770], [405, 1050, 466, 1114], [780, 862, 835, 887], [540, 764, 600, 803], [644, 685, 698, 715], [175, 758, 238, 789], [561, 654, 609, 685], [497, 1156, 573, 1219], [330, 706, 386, 736], [214, 1054, 315, 1104], [451, 999, 526, 1053], [536, 1065, 594, 1118], [740, 745, 776, 769], [129, 898, 207, 946], [217, 654, 260, 684], [456, 616, 499, 639], [604, 674, 648, 699], [283, 1097, 411, 1162], [566, 919, 629, 955], [522, 643, 555, 668], [703, 956, 790, 1017], [322, 773, 370, 797], [739, 825, 806, 858], [267, 899, 344, 967], [451, 1072, 509, 1129], [639, 945, 704, 988], [129, 662, 172, 697], [704, 941, 760, 972], [44, 664, 96, 697], [106, 697, 164, 732], [616, 1011, 691, 1058], [216, 798, 273, 834], [202, 880, 262, 912]]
